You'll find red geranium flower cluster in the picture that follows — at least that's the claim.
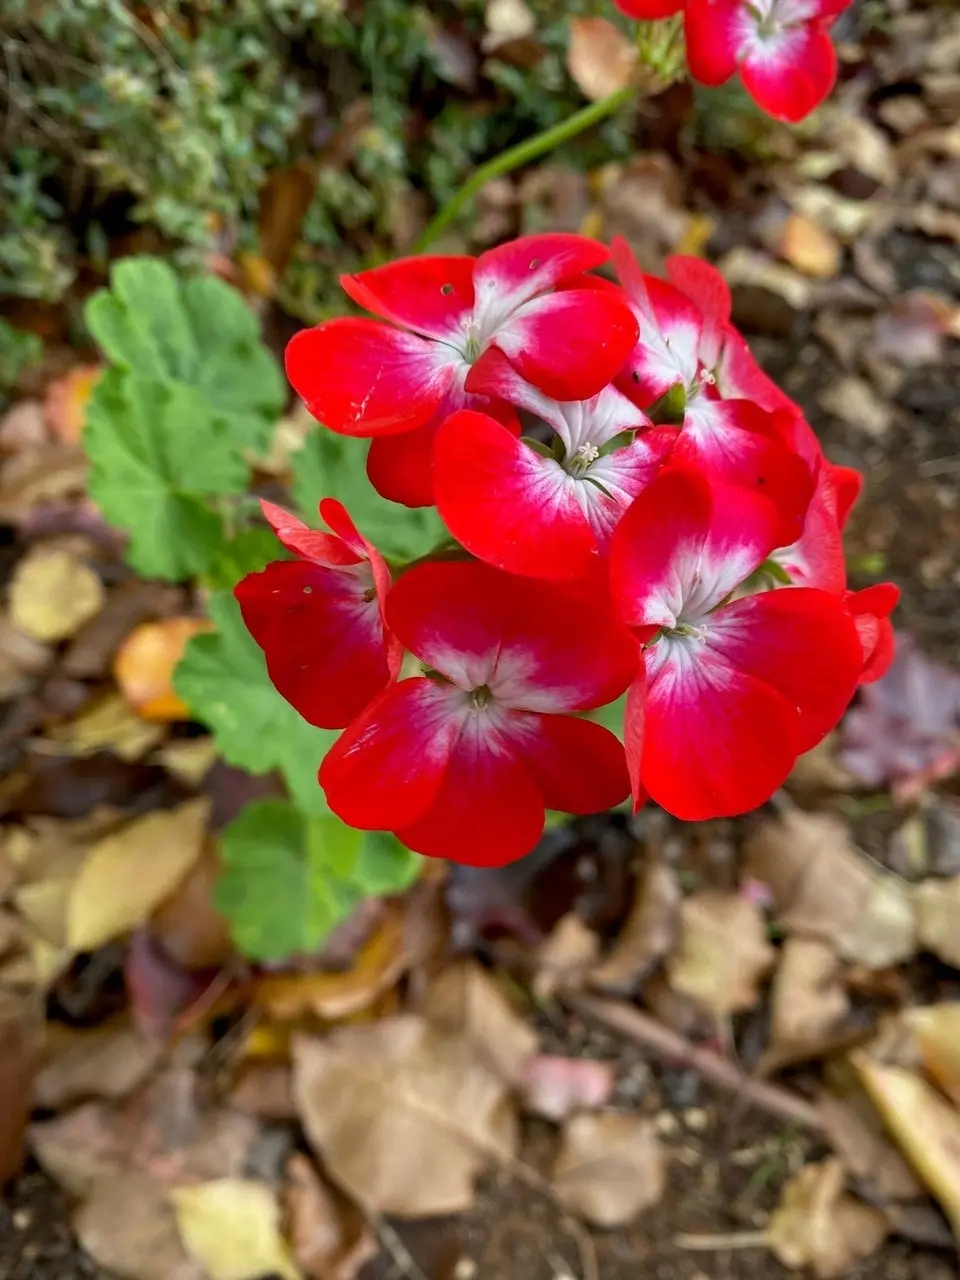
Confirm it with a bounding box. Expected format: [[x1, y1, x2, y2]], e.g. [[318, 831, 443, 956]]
[[615, 0, 853, 123], [237, 233, 897, 866]]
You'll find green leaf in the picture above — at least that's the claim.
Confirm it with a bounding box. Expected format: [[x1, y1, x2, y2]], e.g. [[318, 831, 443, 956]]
[[292, 430, 446, 562], [204, 525, 285, 589], [85, 370, 245, 578], [584, 693, 626, 742], [217, 802, 423, 961], [173, 591, 337, 813], [84, 256, 285, 452]]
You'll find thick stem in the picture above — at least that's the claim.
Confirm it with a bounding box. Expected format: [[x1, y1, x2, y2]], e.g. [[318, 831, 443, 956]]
[[413, 85, 635, 254]]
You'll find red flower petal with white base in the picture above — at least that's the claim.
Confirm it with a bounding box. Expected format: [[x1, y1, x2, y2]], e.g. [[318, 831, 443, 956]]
[[610, 467, 780, 630], [472, 234, 611, 322], [340, 256, 476, 341], [772, 466, 846, 593], [665, 255, 732, 370], [320, 679, 465, 831], [639, 636, 800, 820], [285, 317, 457, 436], [612, 239, 704, 403], [683, 0, 739, 86], [740, 23, 837, 124], [235, 559, 393, 730]]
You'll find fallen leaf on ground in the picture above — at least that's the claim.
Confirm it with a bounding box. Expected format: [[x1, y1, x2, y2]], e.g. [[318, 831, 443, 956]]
[[171, 1179, 301, 1280], [666, 890, 775, 1018], [150, 839, 234, 971], [836, 874, 917, 970], [8, 545, 105, 642], [35, 1020, 160, 1109], [905, 1004, 960, 1106], [153, 738, 219, 788], [422, 960, 537, 1084], [115, 618, 213, 722], [743, 809, 875, 945], [778, 214, 842, 278], [229, 1063, 297, 1122], [482, 0, 536, 52], [819, 1091, 921, 1203], [0, 998, 40, 1184], [854, 1054, 960, 1237], [67, 798, 210, 951], [519, 1054, 614, 1122], [566, 17, 636, 102], [769, 938, 849, 1055], [0, 399, 49, 451], [0, 443, 87, 524], [44, 691, 166, 762], [912, 875, 960, 967], [44, 365, 101, 444], [0, 611, 51, 700], [870, 292, 956, 367], [589, 858, 680, 994], [74, 1170, 204, 1280], [63, 579, 184, 680], [765, 1158, 888, 1277], [283, 1153, 377, 1280], [818, 377, 892, 439], [532, 913, 600, 1000], [551, 1112, 665, 1227], [293, 1016, 515, 1217]]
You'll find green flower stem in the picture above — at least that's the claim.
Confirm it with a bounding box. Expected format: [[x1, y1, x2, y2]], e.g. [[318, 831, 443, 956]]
[[413, 84, 635, 254]]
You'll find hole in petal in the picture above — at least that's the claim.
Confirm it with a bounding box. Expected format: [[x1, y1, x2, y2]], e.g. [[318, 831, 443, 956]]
[[528, 258, 541, 269], [302, 586, 313, 594], [440, 282, 455, 295]]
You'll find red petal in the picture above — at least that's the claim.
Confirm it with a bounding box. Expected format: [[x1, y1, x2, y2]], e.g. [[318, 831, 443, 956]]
[[612, 239, 704, 401], [340, 255, 476, 340], [717, 325, 797, 411], [285, 318, 456, 436], [706, 588, 863, 751], [684, 0, 739, 87], [521, 714, 630, 814], [844, 584, 900, 683], [665, 255, 731, 330], [612, 0, 684, 14], [740, 25, 838, 124], [393, 716, 545, 867], [642, 640, 800, 820], [828, 464, 863, 528], [259, 499, 358, 565], [320, 680, 463, 829], [317, 498, 367, 559], [610, 466, 779, 629], [235, 560, 391, 729], [433, 410, 599, 581], [490, 288, 639, 402], [623, 672, 646, 814], [385, 559, 639, 712], [776, 483, 847, 593], [473, 234, 610, 316], [366, 422, 439, 508]]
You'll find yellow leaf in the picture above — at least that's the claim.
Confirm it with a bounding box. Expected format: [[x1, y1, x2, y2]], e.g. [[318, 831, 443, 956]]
[[9, 546, 105, 642], [114, 618, 213, 722], [45, 692, 165, 762], [67, 799, 210, 951], [172, 1179, 301, 1280], [907, 1004, 960, 1106]]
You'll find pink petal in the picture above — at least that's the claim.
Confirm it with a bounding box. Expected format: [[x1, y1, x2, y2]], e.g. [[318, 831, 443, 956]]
[[433, 409, 599, 580], [340, 255, 476, 341], [642, 638, 800, 820], [394, 713, 546, 867], [684, 0, 740, 87], [520, 713, 630, 814], [740, 24, 838, 124], [235, 560, 392, 729], [259, 499, 358, 566], [489, 288, 639, 402], [610, 466, 779, 629], [705, 587, 863, 752], [320, 679, 464, 830], [473, 233, 610, 319], [285, 318, 457, 436]]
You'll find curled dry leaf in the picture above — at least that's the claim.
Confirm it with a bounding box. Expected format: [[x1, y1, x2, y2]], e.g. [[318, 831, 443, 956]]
[[519, 1054, 614, 1122], [35, 1020, 160, 1109], [283, 1153, 378, 1280], [854, 1054, 960, 1238], [114, 618, 213, 722], [905, 1004, 960, 1107], [44, 691, 166, 762], [422, 959, 537, 1084], [912, 875, 960, 967], [590, 858, 680, 994], [551, 1112, 665, 1228], [8, 545, 105, 642], [67, 798, 210, 952], [74, 1170, 204, 1280], [532, 912, 600, 1000], [292, 1016, 516, 1217], [836, 874, 917, 971], [171, 1179, 301, 1280], [565, 17, 636, 103], [666, 890, 775, 1018], [769, 938, 849, 1055], [743, 809, 875, 946], [150, 839, 234, 971], [44, 364, 101, 445], [818, 1091, 921, 1203], [765, 1158, 888, 1278]]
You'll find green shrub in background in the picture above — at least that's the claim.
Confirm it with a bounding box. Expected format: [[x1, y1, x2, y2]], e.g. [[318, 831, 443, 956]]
[[0, 0, 632, 316]]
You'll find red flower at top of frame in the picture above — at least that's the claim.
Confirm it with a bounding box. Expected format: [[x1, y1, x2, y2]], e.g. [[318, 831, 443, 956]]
[[612, 0, 684, 17], [235, 498, 400, 730], [609, 465, 863, 820], [320, 561, 639, 867], [684, 0, 854, 124], [285, 234, 639, 442]]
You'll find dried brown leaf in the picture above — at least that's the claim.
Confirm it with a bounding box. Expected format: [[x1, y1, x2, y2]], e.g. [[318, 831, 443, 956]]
[[0, 400, 49, 452], [0, 999, 40, 1185], [778, 214, 842, 278], [422, 960, 537, 1084], [35, 1020, 160, 1109], [292, 1017, 515, 1217], [44, 691, 166, 762], [819, 1091, 921, 1203], [590, 858, 680, 994], [912, 874, 960, 966], [74, 1171, 205, 1280], [229, 1063, 297, 1122], [551, 1112, 665, 1227], [150, 839, 234, 971], [667, 890, 775, 1018], [283, 1153, 377, 1280], [565, 17, 636, 102], [818, 376, 892, 439], [171, 1179, 301, 1280], [532, 912, 600, 1000], [904, 1004, 960, 1107], [769, 938, 849, 1053], [0, 612, 51, 700], [9, 544, 105, 642], [765, 1158, 888, 1277], [0, 443, 87, 523], [482, 0, 535, 51], [837, 874, 917, 970]]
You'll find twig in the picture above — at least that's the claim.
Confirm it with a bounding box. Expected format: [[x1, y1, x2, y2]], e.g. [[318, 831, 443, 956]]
[[564, 994, 824, 1132], [674, 1230, 767, 1251]]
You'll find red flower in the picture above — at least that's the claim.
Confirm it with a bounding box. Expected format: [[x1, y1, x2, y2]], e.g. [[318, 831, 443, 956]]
[[613, 239, 814, 545], [235, 499, 400, 729], [684, 0, 853, 124], [844, 584, 900, 684], [285, 235, 639, 506], [612, 0, 684, 16], [320, 561, 638, 866], [609, 466, 863, 819], [434, 351, 676, 581]]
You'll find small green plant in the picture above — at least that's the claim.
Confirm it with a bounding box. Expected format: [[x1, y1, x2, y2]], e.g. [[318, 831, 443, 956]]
[[81, 256, 423, 960]]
